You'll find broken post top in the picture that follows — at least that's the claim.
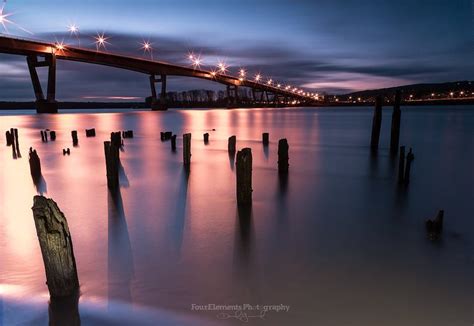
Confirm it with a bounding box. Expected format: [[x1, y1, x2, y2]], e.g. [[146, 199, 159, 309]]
[[32, 196, 79, 298]]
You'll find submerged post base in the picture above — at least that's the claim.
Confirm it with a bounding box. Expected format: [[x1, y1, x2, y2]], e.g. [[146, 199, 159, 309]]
[[36, 101, 59, 114]]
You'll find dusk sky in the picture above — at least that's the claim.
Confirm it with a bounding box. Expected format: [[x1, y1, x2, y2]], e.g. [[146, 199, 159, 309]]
[[0, 0, 472, 101]]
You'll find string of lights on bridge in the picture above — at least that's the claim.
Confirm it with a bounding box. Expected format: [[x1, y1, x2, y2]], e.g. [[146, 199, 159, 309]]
[[0, 0, 318, 100], [66, 24, 317, 100]]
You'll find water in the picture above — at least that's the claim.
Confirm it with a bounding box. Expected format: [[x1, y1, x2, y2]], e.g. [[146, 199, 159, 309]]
[[1, 106, 473, 325]]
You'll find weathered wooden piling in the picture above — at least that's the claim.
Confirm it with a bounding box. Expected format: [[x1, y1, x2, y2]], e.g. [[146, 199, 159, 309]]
[[161, 131, 172, 141], [31, 196, 79, 297], [398, 146, 406, 184], [426, 210, 444, 239], [370, 96, 383, 150], [228, 135, 236, 153], [171, 134, 177, 151], [6, 130, 13, 146], [104, 141, 120, 189], [122, 130, 134, 138], [41, 130, 46, 142], [85, 128, 96, 137], [63, 148, 70, 156], [110, 132, 122, 148], [278, 138, 289, 173], [50, 131, 56, 141], [183, 133, 192, 165], [29, 147, 42, 180], [13, 128, 19, 144], [236, 148, 253, 206], [13, 128, 20, 156], [390, 90, 402, 154], [71, 131, 78, 146], [203, 133, 209, 143], [10, 128, 17, 157], [262, 132, 269, 146], [404, 148, 414, 185]]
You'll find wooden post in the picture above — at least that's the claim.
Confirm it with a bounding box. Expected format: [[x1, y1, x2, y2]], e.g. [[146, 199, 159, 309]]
[[278, 138, 289, 173], [262, 132, 269, 146], [31, 196, 79, 297], [370, 96, 383, 150], [122, 130, 133, 138], [236, 148, 252, 206], [14, 128, 19, 152], [203, 133, 209, 143], [171, 134, 177, 151], [404, 148, 414, 185], [228, 135, 236, 153], [50, 131, 56, 141], [71, 131, 78, 146], [110, 132, 122, 148], [183, 133, 191, 165], [398, 146, 405, 184], [85, 128, 96, 137], [104, 141, 120, 189], [11, 128, 17, 158], [63, 148, 70, 156], [6, 130, 13, 146], [29, 147, 42, 180], [426, 210, 444, 239], [41, 130, 46, 142], [390, 90, 402, 154]]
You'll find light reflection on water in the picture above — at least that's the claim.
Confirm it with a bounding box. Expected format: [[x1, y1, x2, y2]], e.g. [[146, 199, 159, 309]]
[[0, 106, 473, 325]]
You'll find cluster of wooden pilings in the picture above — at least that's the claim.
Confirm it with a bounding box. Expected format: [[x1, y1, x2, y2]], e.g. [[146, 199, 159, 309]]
[[40, 129, 56, 142], [5, 105, 450, 303], [370, 90, 415, 187], [370, 91, 403, 153], [6, 128, 20, 158]]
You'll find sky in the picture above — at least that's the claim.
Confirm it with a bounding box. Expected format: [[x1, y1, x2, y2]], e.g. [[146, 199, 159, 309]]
[[0, 0, 472, 101]]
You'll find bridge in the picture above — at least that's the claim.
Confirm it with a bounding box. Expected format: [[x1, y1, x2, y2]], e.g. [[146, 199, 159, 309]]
[[0, 35, 315, 113]]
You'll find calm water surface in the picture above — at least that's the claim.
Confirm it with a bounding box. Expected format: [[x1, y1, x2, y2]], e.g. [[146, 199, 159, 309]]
[[1, 106, 473, 325]]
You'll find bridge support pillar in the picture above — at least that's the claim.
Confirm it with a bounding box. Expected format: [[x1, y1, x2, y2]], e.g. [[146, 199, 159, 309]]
[[150, 74, 167, 111], [226, 85, 239, 108], [27, 54, 58, 114]]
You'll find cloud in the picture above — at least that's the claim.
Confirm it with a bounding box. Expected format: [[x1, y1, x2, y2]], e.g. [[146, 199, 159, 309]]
[[0, 27, 471, 100]]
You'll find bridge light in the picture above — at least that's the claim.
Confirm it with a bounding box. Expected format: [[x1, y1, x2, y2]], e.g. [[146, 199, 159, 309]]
[[68, 24, 79, 35], [217, 61, 228, 74], [94, 33, 110, 51], [55, 42, 66, 51], [267, 79, 273, 85], [277, 84, 281, 88], [239, 68, 246, 78], [192, 57, 202, 68], [255, 74, 261, 82]]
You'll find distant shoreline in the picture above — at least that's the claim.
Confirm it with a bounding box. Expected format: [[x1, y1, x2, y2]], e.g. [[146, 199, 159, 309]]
[[0, 98, 473, 111]]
